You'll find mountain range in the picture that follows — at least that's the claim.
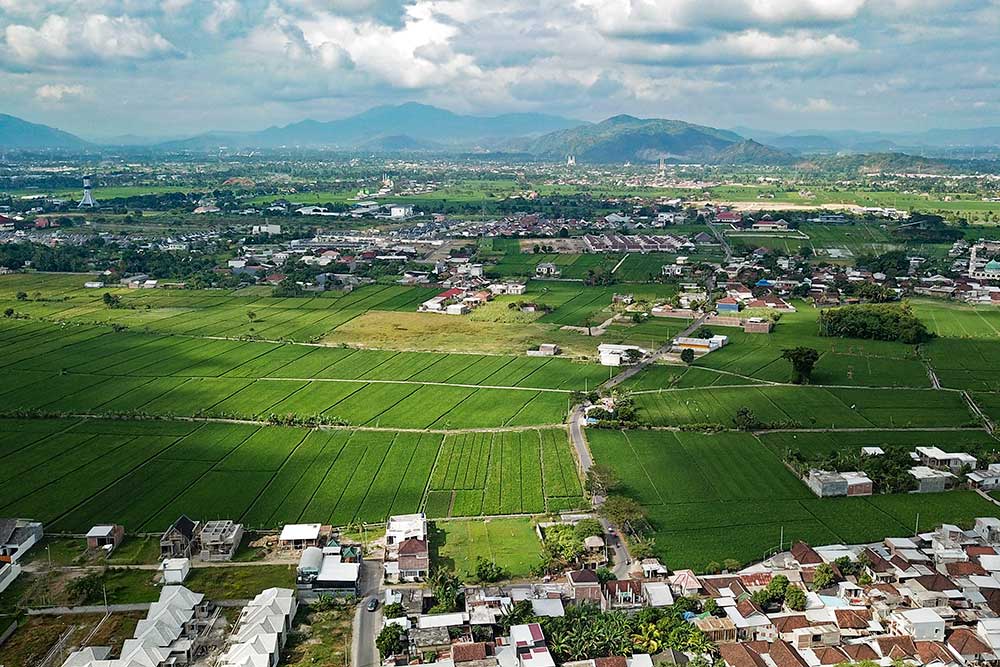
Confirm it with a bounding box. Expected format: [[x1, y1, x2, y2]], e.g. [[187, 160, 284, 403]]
[[0, 114, 92, 150], [157, 102, 580, 151], [2, 103, 999, 166]]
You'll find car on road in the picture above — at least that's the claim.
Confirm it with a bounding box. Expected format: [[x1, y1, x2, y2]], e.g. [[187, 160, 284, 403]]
[[366, 598, 378, 612]]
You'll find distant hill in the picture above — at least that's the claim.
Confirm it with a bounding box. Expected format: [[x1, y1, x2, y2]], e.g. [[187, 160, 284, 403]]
[[798, 152, 1000, 176], [712, 139, 795, 165], [519, 115, 795, 164], [356, 134, 443, 152], [159, 102, 583, 150], [764, 134, 842, 153], [0, 114, 91, 150]]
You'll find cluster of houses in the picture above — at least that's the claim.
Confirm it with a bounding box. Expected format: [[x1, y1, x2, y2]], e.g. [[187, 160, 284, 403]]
[[293, 526, 364, 595], [709, 519, 1000, 667], [419, 280, 526, 316], [715, 282, 796, 315], [61, 586, 218, 667], [403, 209, 690, 241], [582, 233, 694, 254], [710, 210, 792, 233], [218, 588, 298, 667], [807, 445, 995, 497], [378, 563, 679, 665], [374, 517, 1000, 667]]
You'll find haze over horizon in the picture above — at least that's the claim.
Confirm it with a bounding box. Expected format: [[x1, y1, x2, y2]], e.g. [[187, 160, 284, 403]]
[[0, 0, 997, 139]]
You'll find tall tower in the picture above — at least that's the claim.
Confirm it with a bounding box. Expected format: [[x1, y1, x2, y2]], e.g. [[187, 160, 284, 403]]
[[658, 157, 666, 177], [566, 154, 576, 167], [78, 175, 96, 208]]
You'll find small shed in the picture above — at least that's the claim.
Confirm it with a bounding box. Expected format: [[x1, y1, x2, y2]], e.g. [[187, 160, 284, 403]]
[[86, 525, 124, 553], [161, 557, 190, 584]]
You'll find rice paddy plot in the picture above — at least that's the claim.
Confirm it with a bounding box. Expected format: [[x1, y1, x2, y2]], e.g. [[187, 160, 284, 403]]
[[426, 429, 582, 517], [588, 428, 1000, 570]]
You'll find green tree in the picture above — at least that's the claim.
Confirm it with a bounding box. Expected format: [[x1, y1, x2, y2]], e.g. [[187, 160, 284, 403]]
[[595, 567, 616, 585], [733, 407, 760, 431], [680, 348, 695, 364], [376, 624, 407, 658], [585, 464, 622, 497], [15, 291, 27, 301], [499, 599, 535, 634], [247, 310, 257, 323], [781, 347, 820, 384], [383, 602, 406, 619], [600, 496, 647, 533], [812, 563, 836, 590], [66, 571, 104, 604], [475, 557, 510, 583], [785, 586, 807, 611], [428, 568, 463, 612], [574, 518, 605, 540], [102, 292, 120, 308]]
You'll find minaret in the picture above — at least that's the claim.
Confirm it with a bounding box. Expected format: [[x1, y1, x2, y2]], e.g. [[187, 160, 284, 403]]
[[566, 155, 576, 166], [78, 175, 96, 208]]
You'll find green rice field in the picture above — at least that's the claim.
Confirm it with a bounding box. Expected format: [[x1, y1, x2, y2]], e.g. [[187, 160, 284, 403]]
[[0, 418, 582, 532], [588, 428, 1000, 570]]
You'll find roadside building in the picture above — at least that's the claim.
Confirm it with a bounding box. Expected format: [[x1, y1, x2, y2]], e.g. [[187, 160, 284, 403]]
[[598, 344, 646, 367], [398, 538, 430, 581]]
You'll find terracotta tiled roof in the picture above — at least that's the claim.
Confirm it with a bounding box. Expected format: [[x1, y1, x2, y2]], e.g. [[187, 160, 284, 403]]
[[791, 542, 823, 566], [769, 640, 808, 667], [834, 608, 872, 630], [967, 545, 997, 557], [594, 658, 627, 667], [398, 538, 428, 556], [813, 647, 849, 665], [876, 636, 918, 659], [719, 643, 767, 667], [948, 628, 992, 655], [568, 569, 600, 585], [772, 615, 809, 633], [946, 561, 986, 577], [914, 573, 957, 592], [916, 641, 954, 664], [453, 643, 488, 663], [841, 644, 878, 661]]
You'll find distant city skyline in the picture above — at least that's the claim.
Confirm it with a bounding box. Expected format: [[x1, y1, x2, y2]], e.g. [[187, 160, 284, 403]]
[[0, 0, 997, 139]]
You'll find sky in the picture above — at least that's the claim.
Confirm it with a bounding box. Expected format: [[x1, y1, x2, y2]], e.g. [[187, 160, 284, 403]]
[[0, 0, 997, 140]]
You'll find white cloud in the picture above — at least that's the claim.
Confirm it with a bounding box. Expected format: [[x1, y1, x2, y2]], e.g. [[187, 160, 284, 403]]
[[773, 96, 841, 112], [35, 83, 86, 102], [579, 0, 869, 37], [4, 13, 178, 66]]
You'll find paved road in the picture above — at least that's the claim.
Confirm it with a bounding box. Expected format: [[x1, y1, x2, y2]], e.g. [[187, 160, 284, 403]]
[[568, 404, 631, 578], [351, 559, 384, 667], [22, 558, 298, 574]]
